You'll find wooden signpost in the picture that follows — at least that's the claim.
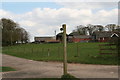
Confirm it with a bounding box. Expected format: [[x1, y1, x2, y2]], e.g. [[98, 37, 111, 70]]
[[61, 24, 68, 75]]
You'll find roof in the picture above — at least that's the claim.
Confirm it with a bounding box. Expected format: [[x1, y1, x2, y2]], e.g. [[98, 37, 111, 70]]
[[34, 36, 55, 41], [111, 33, 119, 37], [111, 31, 120, 38], [56, 32, 68, 37], [73, 35, 91, 38], [69, 32, 80, 36], [93, 31, 113, 38], [69, 32, 91, 38], [35, 37, 53, 38]]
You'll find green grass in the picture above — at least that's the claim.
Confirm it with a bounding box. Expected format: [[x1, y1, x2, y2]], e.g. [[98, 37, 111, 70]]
[[23, 78, 60, 80], [61, 74, 76, 78], [22, 74, 78, 80], [2, 42, 118, 65], [23, 78, 79, 80], [22, 74, 79, 80], [0, 66, 16, 72]]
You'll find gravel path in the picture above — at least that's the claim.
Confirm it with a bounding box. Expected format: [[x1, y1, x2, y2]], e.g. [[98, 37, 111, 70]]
[[2, 54, 118, 78]]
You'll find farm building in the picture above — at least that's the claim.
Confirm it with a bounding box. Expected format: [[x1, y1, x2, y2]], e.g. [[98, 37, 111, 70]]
[[68, 32, 92, 43], [56, 32, 91, 43], [56, 32, 69, 42], [71, 35, 91, 42], [34, 36, 59, 43], [92, 31, 114, 42]]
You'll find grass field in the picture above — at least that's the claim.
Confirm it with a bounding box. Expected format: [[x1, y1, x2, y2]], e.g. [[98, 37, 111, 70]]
[[0, 66, 16, 72], [23, 74, 78, 80], [2, 42, 118, 65]]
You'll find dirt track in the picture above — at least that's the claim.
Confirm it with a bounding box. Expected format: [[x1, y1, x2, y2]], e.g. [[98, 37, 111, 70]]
[[2, 54, 118, 78]]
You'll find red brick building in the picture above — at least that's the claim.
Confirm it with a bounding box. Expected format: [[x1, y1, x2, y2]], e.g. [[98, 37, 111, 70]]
[[68, 35, 91, 43], [68, 32, 92, 43]]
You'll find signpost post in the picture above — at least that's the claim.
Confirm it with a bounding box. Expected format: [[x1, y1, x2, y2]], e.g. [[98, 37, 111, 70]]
[[60, 24, 67, 75]]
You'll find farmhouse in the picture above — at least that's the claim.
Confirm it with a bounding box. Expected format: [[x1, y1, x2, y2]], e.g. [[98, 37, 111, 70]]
[[92, 31, 114, 42], [34, 36, 59, 43]]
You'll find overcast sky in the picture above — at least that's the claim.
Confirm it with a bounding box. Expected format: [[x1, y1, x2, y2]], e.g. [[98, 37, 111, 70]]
[[0, 1, 118, 41]]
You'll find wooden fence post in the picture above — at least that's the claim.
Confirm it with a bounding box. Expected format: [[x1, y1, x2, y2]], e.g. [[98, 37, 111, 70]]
[[32, 48, 33, 53], [77, 43, 79, 57], [42, 48, 44, 53], [48, 48, 50, 57], [58, 47, 59, 56]]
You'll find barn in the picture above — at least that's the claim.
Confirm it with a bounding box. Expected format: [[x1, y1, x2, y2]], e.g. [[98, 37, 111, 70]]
[[92, 31, 114, 42], [72, 35, 91, 42], [68, 32, 91, 43]]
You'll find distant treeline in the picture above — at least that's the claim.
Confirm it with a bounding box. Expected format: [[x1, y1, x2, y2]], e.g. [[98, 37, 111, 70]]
[[1, 18, 29, 46], [71, 24, 120, 35]]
